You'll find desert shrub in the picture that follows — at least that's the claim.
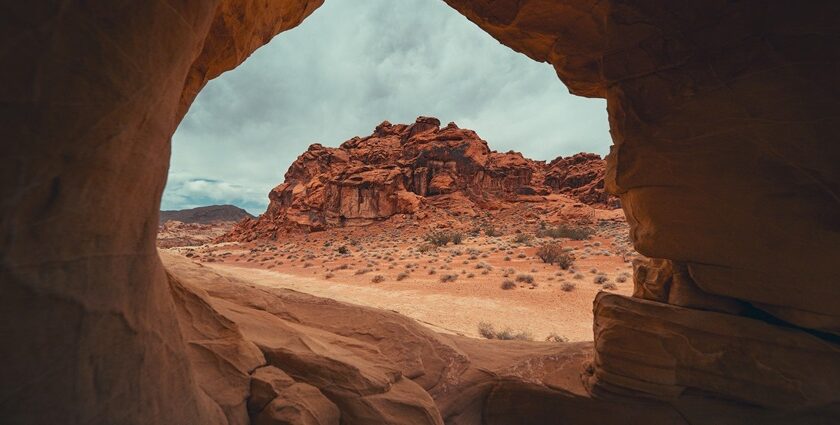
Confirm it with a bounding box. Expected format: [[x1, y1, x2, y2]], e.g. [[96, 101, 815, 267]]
[[561, 282, 576, 292], [536, 243, 573, 269], [516, 253, 527, 259], [602, 282, 618, 290], [450, 231, 464, 245], [303, 262, 313, 268], [513, 233, 533, 244], [483, 225, 502, 237], [337, 245, 349, 255], [325, 272, 335, 279], [545, 333, 569, 343], [477, 321, 496, 339], [440, 273, 458, 283], [503, 256, 511, 261], [500, 280, 516, 290], [354, 268, 371, 275], [417, 243, 435, 253], [537, 225, 594, 240], [594, 275, 608, 284], [371, 275, 385, 283], [396, 271, 409, 281], [477, 322, 532, 340], [616, 275, 628, 283], [515, 274, 534, 284], [425, 230, 452, 247]]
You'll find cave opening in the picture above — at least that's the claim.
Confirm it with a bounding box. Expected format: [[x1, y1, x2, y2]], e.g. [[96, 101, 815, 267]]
[[159, 0, 632, 344], [7, 1, 838, 423]]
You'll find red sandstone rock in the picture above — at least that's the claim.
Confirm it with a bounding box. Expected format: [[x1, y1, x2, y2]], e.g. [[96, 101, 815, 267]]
[[223, 117, 615, 240]]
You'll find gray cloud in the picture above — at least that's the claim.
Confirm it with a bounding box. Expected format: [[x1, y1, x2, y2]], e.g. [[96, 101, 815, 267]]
[[163, 0, 610, 215]]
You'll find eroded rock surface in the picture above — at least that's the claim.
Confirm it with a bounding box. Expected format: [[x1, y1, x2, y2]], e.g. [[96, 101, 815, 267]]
[[223, 117, 614, 239], [4, 0, 840, 423]]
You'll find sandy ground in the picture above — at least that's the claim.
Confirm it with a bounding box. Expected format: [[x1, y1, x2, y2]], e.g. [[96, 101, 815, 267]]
[[164, 202, 637, 342]]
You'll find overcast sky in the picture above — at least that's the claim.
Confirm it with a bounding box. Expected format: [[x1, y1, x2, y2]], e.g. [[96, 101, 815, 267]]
[[163, 0, 610, 214]]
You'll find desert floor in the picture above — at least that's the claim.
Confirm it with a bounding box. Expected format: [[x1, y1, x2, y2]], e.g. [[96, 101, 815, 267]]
[[164, 203, 637, 342]]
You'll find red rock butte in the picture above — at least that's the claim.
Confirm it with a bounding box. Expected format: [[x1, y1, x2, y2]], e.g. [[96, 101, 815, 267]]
[[225, 116, 616, 240], [2, 1, 839, 425]]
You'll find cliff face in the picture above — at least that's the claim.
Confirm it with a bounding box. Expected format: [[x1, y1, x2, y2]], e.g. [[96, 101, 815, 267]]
[[226, 117, 614, 239]]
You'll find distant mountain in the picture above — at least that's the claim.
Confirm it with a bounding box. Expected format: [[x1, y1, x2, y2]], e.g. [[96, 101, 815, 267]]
[[160, 204, 254, 224]]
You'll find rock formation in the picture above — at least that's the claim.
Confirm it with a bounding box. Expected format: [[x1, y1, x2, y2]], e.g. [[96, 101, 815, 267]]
[[160, 204, 254, 224], [225, 117, 615, 239], [3, 0, 840, 424]]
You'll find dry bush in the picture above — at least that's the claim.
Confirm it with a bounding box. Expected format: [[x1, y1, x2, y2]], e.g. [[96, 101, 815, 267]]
[[561, 282, 576, 292], [602, 282, 618, 290], [594, 275, 608, 284], [513, 233, 533, 244], [537, 225, 594, 240], [337, 245, 349, 255], [500, 280, 516, 290], [425, 230, 463, 247], [371, 275, 385, 283], [440, 273, 458, 283], [477, 322, 532, 340], [396, 271, 409, 281], [545, 333, 569, 343], [515, 274, 534, 284], [483, 225, 502, 237], [536, 243, 574, 269]]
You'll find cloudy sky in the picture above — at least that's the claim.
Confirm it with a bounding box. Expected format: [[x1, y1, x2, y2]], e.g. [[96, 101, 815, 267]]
[[163, 0, 610, 214]]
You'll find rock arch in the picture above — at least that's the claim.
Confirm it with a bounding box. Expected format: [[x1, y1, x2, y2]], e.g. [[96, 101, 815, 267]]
[[2, 1, 838, 424]]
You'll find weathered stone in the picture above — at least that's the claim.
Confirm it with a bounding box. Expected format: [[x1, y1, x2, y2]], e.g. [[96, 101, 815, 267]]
[[589, 293, 840, 410], [222, 117, 613, 239], [248, 366, 340, 425]]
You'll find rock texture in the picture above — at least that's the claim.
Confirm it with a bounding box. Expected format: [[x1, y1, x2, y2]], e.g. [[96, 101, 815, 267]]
[[224, 117, 614, 239], [443, 0, 840, 416], [161, 204, 254, 224], [4, 0, 840, 424]]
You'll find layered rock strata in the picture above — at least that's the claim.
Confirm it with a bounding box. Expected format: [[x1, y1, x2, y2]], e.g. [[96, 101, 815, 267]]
[[226, 117, 614, 239]]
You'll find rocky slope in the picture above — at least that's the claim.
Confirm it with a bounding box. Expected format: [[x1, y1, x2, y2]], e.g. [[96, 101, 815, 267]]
[[225, 117, 616, 240], [160, 204, 254, 224]]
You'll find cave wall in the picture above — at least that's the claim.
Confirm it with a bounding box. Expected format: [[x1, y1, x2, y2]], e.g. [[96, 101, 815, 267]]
[[443, 0, 840, 408], [0, 1, 322, 423], [1, 0, 839, 423]]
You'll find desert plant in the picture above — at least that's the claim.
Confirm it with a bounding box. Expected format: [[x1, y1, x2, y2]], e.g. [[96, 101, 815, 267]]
[[561, 282, 576, 292], [325, 272, 335, 279], [516, 274, 534, 284], [594, 275, 608, 284], [602, 282, 618, 290], [477, 322, 533, 341], [513, 233, 533, 244], [371, 275, 385, 283], [537, 225, 594, 240], [536, 243, 574, 269], [337, 245, 349, 255], [440, 273, 458, 283], [483, 225, 502, 237], [396, 271, 409, 281], [500, 280, 516, 290], [545, 333, 569, 343], [425, 230, 454, 247]]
